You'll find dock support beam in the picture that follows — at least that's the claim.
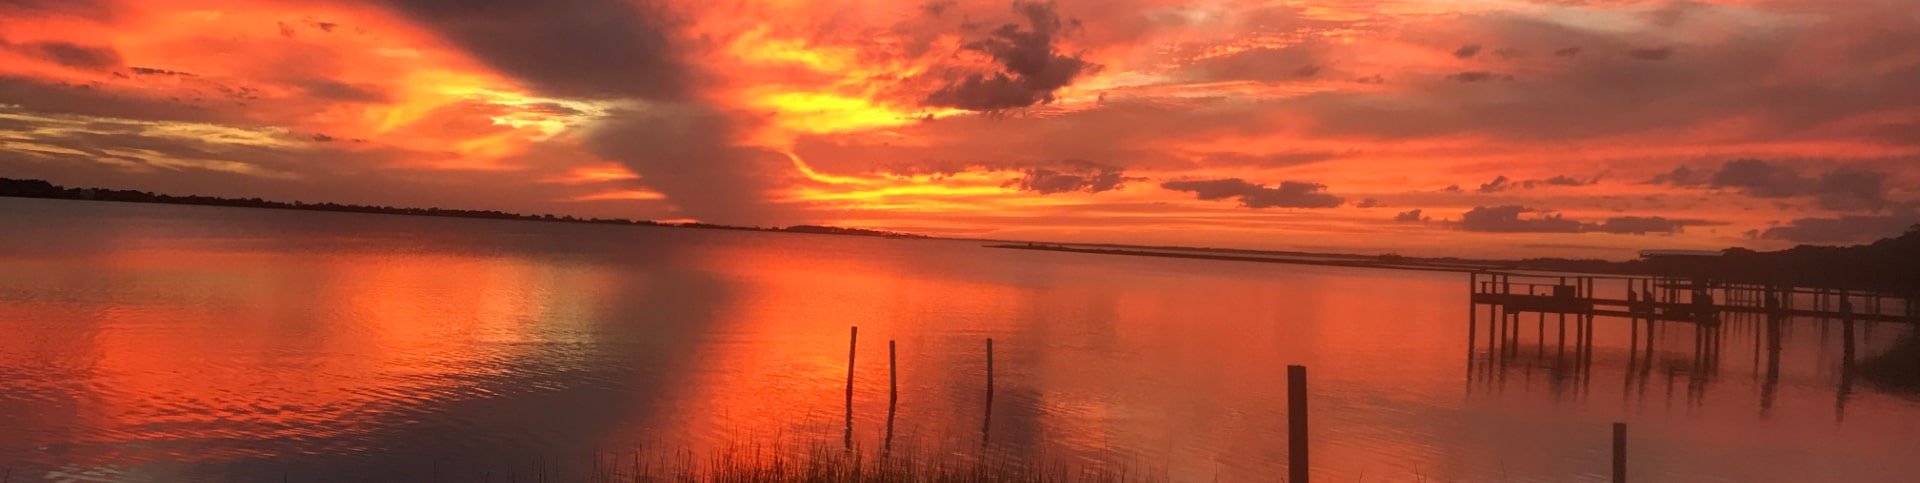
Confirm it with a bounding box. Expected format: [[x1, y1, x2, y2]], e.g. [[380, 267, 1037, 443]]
[[845, 326, 858, 450], [1289, 365, 1309, 483], [1613, 422, 1628, 483]]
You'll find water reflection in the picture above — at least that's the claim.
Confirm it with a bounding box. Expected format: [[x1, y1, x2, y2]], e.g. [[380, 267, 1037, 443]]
[[1466, 281, 1917, 424], [7, 198, 1920, 482]]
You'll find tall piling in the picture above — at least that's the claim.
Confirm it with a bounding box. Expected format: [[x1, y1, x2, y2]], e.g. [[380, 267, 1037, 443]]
[[845, 326, 858, 450], [983, 337, 994, 446], [1288, 365, 1309, 483], [886, 339, 898, 453], [1613, 422, 1628, 483]]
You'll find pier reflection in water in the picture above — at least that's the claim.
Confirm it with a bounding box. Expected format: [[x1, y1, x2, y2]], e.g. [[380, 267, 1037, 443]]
[[1465, 271, 1919, 421], [10, 199, 1920, 482]]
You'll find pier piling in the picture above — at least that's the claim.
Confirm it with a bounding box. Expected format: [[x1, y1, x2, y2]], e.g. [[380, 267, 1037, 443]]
[[886, 339, 898, 453], [983, 337, 994, 446], [1613, 422, 1627, 483], [1288, 365, 1309, 483], [888, 340, 898, 407], [845, 326, 857, 450]]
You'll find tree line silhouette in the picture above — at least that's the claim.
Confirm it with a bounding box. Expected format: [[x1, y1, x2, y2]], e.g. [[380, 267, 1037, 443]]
[[1496, 230, 1920, 294], [0, 178, 927, 239], [6, 177, 1910, 292]]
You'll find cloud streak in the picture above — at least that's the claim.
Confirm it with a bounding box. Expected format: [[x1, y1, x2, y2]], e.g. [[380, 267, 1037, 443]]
[[1161, 178, 1344, 209], [1457, 206, 1715, 235]]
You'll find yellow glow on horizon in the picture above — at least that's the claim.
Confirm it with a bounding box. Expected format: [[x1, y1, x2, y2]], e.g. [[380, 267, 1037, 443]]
[[566, 189, 668, 202]]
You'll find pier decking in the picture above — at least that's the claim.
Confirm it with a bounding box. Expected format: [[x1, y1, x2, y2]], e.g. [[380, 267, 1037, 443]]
[[1470, 272, 1919, 325]]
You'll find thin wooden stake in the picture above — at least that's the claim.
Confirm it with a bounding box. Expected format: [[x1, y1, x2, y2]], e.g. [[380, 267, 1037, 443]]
[[886, 339, 898, 453], [983, 337, 995, 446], [1612, 422, 1627, 483], [1288, 365, 1309, 483], [889, 340, 899, 406], [845, 326, 858, 450]]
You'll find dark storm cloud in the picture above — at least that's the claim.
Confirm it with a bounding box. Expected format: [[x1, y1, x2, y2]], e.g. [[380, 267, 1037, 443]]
[[1456, 206, 1715, 234], [1004, 161, 1135, 194], [129, 66, 195, 77], [1554, 46, 1583, 57], [1650, 159, 1889, 210], [1, 39, 121, 70], [298, 79, 388, 103], [1810, 169, 1889, 211], [923, 2, 1101, 111], [373, 0, 685, 100], [1454, 44, 1483, 59], [1160, 178, 1345, 209], [1356, 198, 1380, 208], [583, 107, 792, 225], [371, 0, 799, 224], [1477, 175, 1513, 193], [1446, 71, 1510, 82], [1589, 216, 1713, 234], [1458, 205, 1583, 233], [1393, 209, 1428, 222], [1760, 211, 1920, 244], [1478, 174, 1596, 192]]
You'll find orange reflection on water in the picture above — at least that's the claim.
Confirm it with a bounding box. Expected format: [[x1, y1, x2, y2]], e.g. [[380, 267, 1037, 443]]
[[9, 201, 1920, 482], [0, 242, 619, 466]]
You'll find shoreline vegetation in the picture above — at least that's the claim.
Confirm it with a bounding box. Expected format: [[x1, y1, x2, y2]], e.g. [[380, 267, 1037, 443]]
[[989, 229, 1920, 296], [5, 177, 1915, 295], [0, 178, 926, 240]]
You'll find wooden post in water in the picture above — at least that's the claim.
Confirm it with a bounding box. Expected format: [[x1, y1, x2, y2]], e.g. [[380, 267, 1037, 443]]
[[845, 326, 858, 450], [983, 337, 994, 446], [888, 340, 898, 407], [1468, 274, 1479, 358], [1537, 312, 1546, 358], [886, 339, 898, 453], [1288, 365, 1309, 483], [1629, 312, 1640, 359], [1842, 297, 1857, 371], [1613, 422, 1628, 483], [1496, 306, 1508, 358]]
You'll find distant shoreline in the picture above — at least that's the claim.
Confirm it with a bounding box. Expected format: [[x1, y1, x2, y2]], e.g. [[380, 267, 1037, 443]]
[[6, 177, 1913, 294], [987, 243, 1502, 275], [0, 177, 926, 240]]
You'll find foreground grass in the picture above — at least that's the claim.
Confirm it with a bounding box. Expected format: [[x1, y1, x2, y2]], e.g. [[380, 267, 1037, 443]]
[[551, 444, 1154, 483]]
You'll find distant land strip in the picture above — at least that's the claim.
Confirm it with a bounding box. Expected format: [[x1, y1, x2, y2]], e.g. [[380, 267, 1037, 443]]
[[987, 243, 1498, 275], [5, 177, 1913, 295], [0, 177, 926, 239]]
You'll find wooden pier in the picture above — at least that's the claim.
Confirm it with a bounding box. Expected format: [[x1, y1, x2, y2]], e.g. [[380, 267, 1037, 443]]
[[1467, 271, 1917, 386], [1470, 272, 1919, 325]]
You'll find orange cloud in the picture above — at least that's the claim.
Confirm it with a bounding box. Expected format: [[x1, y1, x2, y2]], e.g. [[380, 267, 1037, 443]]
[[4, 0, 1919, 257]]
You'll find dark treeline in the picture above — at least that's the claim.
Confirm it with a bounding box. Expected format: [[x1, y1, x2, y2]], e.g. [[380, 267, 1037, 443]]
[[7, 178, 1910, 291], [1017, 230, 1920, 295], [0, 178, 927, 239], [1476, 229, 1920, 295]]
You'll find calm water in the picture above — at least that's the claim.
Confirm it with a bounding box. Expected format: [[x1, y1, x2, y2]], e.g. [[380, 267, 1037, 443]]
[[3, 197, 1919, 482]]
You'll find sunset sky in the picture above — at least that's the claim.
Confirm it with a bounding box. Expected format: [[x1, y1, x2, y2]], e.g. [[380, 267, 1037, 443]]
[[3, 0, 1917, 258]]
